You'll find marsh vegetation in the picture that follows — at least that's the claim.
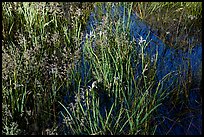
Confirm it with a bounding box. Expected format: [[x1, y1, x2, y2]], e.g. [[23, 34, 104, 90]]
[[2, 2, 202, 135]]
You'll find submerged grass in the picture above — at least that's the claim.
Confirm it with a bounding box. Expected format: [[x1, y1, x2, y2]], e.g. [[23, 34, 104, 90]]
[[2, 2, 202, 135]]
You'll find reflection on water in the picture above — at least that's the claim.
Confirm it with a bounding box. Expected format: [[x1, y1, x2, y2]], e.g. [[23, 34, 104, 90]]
[[60, 4, 202, 135]]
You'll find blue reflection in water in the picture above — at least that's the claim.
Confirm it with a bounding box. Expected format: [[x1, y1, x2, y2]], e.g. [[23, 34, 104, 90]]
[[60, 4, 202, 135]]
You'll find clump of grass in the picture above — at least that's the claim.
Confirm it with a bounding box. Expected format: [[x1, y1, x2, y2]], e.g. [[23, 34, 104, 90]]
[[2, 99, 21, 135], [59, 3, 178, 135], [2, 2, 93, 135]]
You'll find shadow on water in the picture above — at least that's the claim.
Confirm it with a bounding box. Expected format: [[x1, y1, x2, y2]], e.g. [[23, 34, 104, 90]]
[[60, 4, 202, 135]]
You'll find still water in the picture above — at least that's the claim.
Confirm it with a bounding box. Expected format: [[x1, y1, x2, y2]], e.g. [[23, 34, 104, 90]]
[[60, 4, 202, 135]]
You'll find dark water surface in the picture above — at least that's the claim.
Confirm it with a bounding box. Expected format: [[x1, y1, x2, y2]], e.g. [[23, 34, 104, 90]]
[[60, 4, 202, 135]]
